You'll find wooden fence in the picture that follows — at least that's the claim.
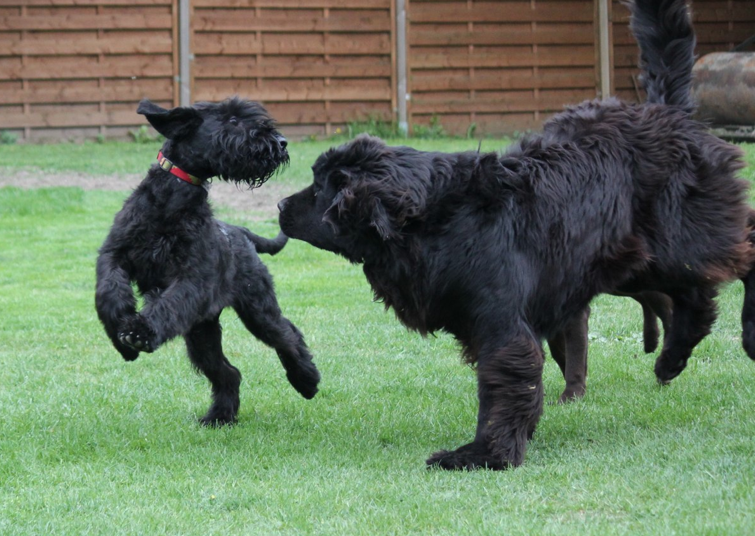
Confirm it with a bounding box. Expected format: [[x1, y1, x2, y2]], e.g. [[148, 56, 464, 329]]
[[407, 0, 602, 135], [0, 0, 178, 141], [0, 0, 750, 141], [191, 0, 395, 139]]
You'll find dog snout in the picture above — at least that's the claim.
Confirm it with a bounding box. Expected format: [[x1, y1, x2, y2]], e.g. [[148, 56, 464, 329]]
[[277, 197, 288, 213], [276, 136, 288, 150]]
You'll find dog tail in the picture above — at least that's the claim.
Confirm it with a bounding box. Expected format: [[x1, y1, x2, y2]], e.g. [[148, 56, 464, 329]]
[[629, 0, 696, 112], [741, 211, 755, 360], [241, 229, 288, 255]]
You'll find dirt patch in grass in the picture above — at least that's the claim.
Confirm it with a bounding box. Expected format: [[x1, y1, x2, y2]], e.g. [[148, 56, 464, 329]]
[[0, 168, 296, 221]]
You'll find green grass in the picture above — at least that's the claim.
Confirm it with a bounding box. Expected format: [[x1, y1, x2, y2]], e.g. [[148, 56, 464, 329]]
[[0, 141, 754, 535]]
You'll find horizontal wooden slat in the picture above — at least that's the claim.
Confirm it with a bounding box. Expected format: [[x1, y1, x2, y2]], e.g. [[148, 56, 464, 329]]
[[195, 84, 391, 102], [0, 14, 171, 30], [0, 56, 174, 80], [411, 71, 596, 92], [0, 1, 170, 5], [194, 57, 391, 78], [411, 90, 595, 114], [0, 35, 172, 55], [1, 109, 143, 128], [194, 33, 390, 55], [411, 47, 597, 69], [0, 81, 173, 104], [411, 27, 595, 46], [193, 0, 390, 8], [194, 11, 390, 33], [411, 1, 594, 23], [613, 24, 754, 45], [264, 102, 391, 124]]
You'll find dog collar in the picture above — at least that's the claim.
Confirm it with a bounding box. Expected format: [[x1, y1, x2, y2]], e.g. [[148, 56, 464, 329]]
[[157, 151, 202, 186]]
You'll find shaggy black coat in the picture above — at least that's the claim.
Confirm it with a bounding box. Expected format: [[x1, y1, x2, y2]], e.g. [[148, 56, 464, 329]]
[[279, 0, 755, 469], [96, 97, 319, 426]]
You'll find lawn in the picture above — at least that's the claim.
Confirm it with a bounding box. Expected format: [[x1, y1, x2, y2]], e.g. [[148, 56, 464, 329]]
[[0, 139, 754, 535]]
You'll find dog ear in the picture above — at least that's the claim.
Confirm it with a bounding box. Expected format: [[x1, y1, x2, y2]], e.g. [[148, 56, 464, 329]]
[[322, 190, 347, 234], [136, 99, 203, 140], [368, 198, 396, 241]]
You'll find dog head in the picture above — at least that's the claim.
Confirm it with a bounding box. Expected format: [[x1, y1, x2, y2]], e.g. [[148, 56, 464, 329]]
[[278, 135, 439, 262], [137, 97, 289, 187]]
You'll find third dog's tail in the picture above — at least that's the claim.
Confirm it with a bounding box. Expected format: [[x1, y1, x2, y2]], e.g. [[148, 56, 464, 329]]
[[741, 210, 755, 360], [241, 229, 288, 255], [629, 0, 696, 112]]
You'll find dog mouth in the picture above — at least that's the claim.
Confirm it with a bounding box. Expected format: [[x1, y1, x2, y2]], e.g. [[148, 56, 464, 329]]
[[212, 132, 289, 187]]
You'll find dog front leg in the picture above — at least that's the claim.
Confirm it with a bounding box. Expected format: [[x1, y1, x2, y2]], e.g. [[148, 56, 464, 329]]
[[427, 327, 545, 470], [118, 278, 207, 353], [95, 252, 139, 361]]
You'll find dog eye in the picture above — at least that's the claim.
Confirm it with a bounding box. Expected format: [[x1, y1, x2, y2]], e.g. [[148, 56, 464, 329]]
[[229, 117, 238, 125]]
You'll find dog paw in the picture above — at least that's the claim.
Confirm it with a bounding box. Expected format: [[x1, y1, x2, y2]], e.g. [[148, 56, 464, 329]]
[[117, 317, 157, 353], [286, 363, 321, 400], [118, 331, 153, 353], [117, 344, 140, 362], [426, 442, 509, 471], [557, 386, 586, 404], [199, 408, 238, 427], [654, 354, 688, 385]]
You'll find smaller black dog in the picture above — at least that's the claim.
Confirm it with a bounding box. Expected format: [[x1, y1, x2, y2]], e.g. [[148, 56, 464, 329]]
[[96, 97, 319, 425]]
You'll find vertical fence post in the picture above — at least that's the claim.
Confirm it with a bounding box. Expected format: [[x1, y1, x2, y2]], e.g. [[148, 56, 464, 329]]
[[179, 0, 191, 106], [598, 0, 611, 99], [396, 0, 408, 135]]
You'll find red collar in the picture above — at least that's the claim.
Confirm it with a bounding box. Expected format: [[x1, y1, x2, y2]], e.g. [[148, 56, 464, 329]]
[[157, 151, 202, 186]]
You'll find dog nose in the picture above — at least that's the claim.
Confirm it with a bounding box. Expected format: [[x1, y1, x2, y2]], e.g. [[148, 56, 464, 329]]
[[277, 198, 288, 212], [277, 136, 288, 150]]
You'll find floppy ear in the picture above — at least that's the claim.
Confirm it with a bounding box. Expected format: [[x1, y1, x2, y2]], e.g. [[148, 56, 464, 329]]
[[323, 190, 399, 242], [368, 198, 396, 241], [322, 190, 346, 234], [136, 99, 203, 140]]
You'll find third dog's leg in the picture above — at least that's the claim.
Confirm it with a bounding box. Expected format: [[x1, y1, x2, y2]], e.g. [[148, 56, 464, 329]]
[[184, 317, 241, 426], [635, 291, 673, 354], [549, 306, 590, 403], [233, 294, 320, 400], [427, 326, 544, 470], [654, 286, 718, 384]]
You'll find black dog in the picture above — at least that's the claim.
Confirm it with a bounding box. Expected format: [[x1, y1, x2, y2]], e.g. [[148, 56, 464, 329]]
[[548, 291, 672, 403], [96, 97, 319, 426], [279, 0, 755, 470]]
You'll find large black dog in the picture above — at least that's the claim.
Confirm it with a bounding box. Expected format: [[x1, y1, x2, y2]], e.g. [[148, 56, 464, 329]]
[[279, 0, 755, 470], [96, 97, 319, 426]]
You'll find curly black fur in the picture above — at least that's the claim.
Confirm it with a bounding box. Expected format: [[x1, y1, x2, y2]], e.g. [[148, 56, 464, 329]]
[[279, 0, 755, 469], [95, 97, 318, 426]]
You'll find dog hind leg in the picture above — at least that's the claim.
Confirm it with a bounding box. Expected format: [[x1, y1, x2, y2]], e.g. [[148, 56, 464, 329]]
[[635, 291, 673, 354], [184, 317, 242, 426], [654, 286, 718, 384], [427, 325, 544, 470], [548, 306, 590, 403], [233, 293, 320, 400]]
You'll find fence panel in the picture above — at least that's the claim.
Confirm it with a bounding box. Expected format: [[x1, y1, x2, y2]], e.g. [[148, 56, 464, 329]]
[[0, 0, 178, 142], [191, 0, 395, 138], [407, 0, 600, 136]]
